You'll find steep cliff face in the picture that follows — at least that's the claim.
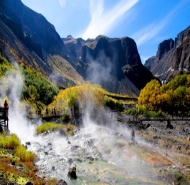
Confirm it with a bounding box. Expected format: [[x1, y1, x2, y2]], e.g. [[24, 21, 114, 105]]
[[64, 35, 154, 96], [0, 0, 67, 58], [0, 0, 84, 88], [0, 0, 154, 96], [145, 26, 190, 82]]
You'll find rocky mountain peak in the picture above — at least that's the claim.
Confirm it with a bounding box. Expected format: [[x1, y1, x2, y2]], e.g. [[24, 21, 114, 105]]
[[145, 25, 190, 82], [96, 35, 108, 40], [0, 0, 155, 96], [64, 35, 154, 95], [175, 25, 190, 47], [0, 0, 66, 57], [156, 39, 174, 60], [67, 35, 73, 39]]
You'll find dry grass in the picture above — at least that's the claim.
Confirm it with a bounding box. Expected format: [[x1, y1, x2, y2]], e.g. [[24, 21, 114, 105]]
[[36, 122, 75, 136], [0, 133, 20, 150], [50, 55, 84, 84], [14, 145, 36, 162], [36, 122, 63, 134], [0, 134, 58, 184], [0, 133, 36, 163]]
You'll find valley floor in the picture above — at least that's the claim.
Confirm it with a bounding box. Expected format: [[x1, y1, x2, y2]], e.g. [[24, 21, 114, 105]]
[[1, 113, 190, 185], [130, 118, 190, 184]]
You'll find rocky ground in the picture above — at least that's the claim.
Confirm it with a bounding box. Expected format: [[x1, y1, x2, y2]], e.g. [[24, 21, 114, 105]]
[[124, 115, 190, 184], [1, 113, 190, 184]]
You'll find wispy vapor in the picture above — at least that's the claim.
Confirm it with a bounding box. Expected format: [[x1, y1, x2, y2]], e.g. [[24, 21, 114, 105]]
[[132, 1, 186, 46], [83, 0, 139, 39], [132, 23, 166, 46], [58, 0, 66, 8]]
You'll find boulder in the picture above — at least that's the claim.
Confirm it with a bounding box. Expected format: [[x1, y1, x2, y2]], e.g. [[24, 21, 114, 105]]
[[56, 180, 68, 185], [0, 125, 3, 133], [26, 142, 31, 145], [52, 166, 55, 171], [143, 123, 150, 129], [25, 182, 33, 185], [153, 136, 159, 139], [11, 161, 15, 166], [166, 120, 173, 129], [59, 129, 66, 136], [187, 136, 190, 141], [68, 158, 73, 165], [68, 166, 77, 179]]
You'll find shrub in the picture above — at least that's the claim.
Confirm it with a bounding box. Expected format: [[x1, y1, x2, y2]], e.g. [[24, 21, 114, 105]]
[[21, 65, 59, 105], [104, 96, 124, 111], [62, 114, 70, 123], [36, 122, 63, 134], [66, 124, 75, 136], [36, 122, 75, 136], [127, 108, 138, 115], [51, 82, 105, 110], [0, 55, 12, 77]]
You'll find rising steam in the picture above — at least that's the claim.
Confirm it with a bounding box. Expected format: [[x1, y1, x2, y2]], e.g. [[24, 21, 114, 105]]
[[85, 50, 112, 85], [0, 65, 36, 142], [0, 61, 162, 184]]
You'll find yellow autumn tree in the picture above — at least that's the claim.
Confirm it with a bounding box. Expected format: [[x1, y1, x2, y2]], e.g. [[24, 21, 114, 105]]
[[139, 74, 190, 113], [50, 82, 105, 110], [138, 79, 161, 111]]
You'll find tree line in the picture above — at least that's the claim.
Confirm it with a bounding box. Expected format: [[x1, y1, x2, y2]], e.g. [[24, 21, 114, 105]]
[[138, 74, 190, 115]]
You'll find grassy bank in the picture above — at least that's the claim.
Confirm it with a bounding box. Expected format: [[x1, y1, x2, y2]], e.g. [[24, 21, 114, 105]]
[[0, 132, 58, 185], [36, 122, 75, 136]]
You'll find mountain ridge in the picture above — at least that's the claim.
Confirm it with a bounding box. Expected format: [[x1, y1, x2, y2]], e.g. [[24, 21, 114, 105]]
[[144, 25, 190, 82], [0, 0, 155, 97], [63, 35, 154, 95]]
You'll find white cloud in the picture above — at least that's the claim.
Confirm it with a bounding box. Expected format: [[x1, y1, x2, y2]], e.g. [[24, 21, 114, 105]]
[[132, 1, 186, 46], [132, 23, 166, 46], [82, 0, 139, 39], [59, 0, 66, 8]]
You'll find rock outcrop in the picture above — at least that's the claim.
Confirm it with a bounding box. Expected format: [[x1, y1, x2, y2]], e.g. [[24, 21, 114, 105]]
[[0, 0, 67, 57], [0, 0, 84, 88], [68, 166, 77, 180], [56, 180, 68, 185], [145, 26, 190, 82], [0, 0, 154, 95], [64, 35, 154, 96]]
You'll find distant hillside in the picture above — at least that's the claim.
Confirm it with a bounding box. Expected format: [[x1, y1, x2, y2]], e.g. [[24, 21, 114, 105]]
[[144, 25, 190, 83], [0, 0, 154, 97]]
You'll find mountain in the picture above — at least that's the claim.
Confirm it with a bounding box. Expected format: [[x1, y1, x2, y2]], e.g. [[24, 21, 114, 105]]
[[144, 25, 190, 82], [63, 35, 154, 95], [0, 0, 154, 96], [0, 0, 84, 88]]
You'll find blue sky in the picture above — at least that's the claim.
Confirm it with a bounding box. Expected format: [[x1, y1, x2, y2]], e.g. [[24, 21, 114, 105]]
[[21, 0, 190, 63]]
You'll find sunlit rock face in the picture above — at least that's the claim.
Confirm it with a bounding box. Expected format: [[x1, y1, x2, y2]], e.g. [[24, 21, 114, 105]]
[[63, 35, 154, 96], [0, 0, 154, 96], [144, 25, 190, 82], [0, 0, 84, 88], [0, 0, 67, 58]]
